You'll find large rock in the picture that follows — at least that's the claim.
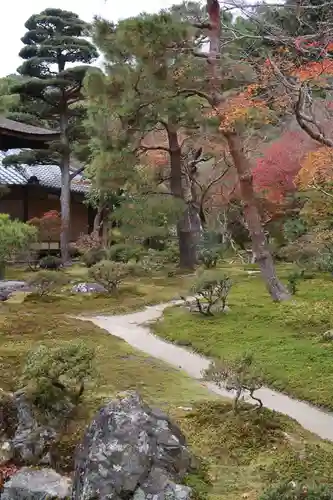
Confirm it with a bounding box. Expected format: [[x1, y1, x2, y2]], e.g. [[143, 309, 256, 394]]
[[1, 467, 72, 500], [0, 281, 30, 293], [71, 282, 107, 294], [0, 391, 63, 466], [10, 392, 57, 465], [71, 391, 193, 500]]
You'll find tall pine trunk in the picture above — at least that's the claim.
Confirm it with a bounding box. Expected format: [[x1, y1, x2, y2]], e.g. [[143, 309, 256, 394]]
[[204, 0, 290, 301], [59, 106, 70, 264], [166, 125, 199, 269], [224, 132, 290, 301]]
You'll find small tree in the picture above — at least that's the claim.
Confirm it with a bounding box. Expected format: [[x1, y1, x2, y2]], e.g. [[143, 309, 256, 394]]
[[27, 270, 69, 296], [88, 260, 131, 293], [203, 353, 263, 413], [0, 214, 37, 278], [187, 270, 232, 315], [28, 211, 61, 251], [21, 342, 95, 414]]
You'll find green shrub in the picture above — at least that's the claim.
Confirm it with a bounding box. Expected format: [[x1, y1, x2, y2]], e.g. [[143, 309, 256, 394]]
[[286, 271, 301, 295], [21, 342, 95, 415], [39, 255, 62, 270], [203, 353, 263, 413], [108, 243, 143, 263], [81, 248, 106, 268], [316, 247, 333, 274], [27, 270, 69, 296], [198, 247, 220, 269], [277, 236, 318, 265], [0, 213, 37, 277], [159, 242, 179, 264], [260, 482, 333, 499], [89, 260, 131, 292], [189, 270, 232, 316]]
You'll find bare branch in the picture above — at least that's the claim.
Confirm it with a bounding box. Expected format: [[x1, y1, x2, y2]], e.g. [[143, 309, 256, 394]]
[[295, 86, 333, 148]]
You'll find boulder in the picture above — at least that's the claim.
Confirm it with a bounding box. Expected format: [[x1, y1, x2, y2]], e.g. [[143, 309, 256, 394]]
[[71, 282, 107, 294], [133, 467, 191, 500], [0, 290, 12, 302], [0, 391, 60, 466], [0, 440, 14, 465], [71, 391, 193, 500], [10, 392, 57, 465], [0, 281, 29, 293], [1, 467, 72, 500]]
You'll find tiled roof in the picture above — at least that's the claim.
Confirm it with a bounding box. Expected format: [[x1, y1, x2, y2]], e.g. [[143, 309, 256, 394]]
[[0, 164, 90, 194], [0, 117, 60, 137]]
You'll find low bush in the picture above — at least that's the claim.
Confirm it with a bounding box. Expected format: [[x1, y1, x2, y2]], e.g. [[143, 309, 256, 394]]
[[39, 255, 62, 270], [260, 482, 333, 499], [316, 247, 333, 274], [27, 270, 69, 296], [198, 247, 220, 269], [89, 260, 131, 292], [188, 270, 232, 316], [159, 242, 179, 264], [21, 342, 95, 416], [74, 232, 101, 254], [108, 243, 144, 263], [81, 248, 106, 268], [203, 353, 263, 413]]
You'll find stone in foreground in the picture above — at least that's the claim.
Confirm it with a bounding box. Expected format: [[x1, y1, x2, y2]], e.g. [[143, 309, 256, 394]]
[[71, 391, 193, 500], [1, 467, 72, 500]]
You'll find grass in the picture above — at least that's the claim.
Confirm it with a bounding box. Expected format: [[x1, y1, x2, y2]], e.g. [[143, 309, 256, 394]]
[[3, 263, 192, 315], [180, 400, 333, 500], [3, 262, 333, 498], [152, 268, 333, 410]]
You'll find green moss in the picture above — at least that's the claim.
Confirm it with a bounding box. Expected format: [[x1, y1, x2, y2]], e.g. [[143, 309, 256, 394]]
[[3, 263, 333, 499], [153, 272, 333, 410], [178, 401, 333, 500]]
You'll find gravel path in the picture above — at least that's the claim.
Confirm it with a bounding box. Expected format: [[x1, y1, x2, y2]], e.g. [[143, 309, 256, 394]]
[[82, 301, 333, 442]]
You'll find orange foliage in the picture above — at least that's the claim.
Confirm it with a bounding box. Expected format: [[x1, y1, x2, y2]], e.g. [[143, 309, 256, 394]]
[[293, 59, 333, 83], [297, 146, 333, 188], [207, 84, 271, 131]]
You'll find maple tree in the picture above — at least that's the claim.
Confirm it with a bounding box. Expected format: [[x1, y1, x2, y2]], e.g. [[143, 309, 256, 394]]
[[28, 210, 62, 250], [193, 0, 291, 301], [253, 130, 319, 202]]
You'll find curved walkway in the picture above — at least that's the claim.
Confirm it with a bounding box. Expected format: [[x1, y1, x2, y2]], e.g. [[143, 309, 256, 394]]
[[83, 301, 333, 442]]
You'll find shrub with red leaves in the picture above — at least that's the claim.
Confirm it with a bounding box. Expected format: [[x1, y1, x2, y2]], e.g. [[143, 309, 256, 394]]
[[253, 131, 318, 202]]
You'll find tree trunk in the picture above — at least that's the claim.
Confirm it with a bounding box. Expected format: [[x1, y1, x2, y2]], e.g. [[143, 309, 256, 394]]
[[224, 131, 290, 301], [59, 107, 71, 264], [60, 164, 70, 264], [178, 225, 198, 269], [92, 203, 104, 236], [167, 125, 198, 269]]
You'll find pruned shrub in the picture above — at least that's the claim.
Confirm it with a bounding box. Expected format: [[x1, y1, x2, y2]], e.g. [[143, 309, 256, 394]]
[[81, 248, 106, 268], [203, 353, 263, 413], [21, 342, 95, 416], [74, 232, 101, 254], [108, 243, 144, 263], [286, 270, 301, 295], [39, 255, 62, 270], [188, 270, 232, 316], [89, 260, 131, 293], [27, 270, 69, 296], [198, 247, 220, 269], [316, 247, 333, 274], [260, 482, 333, 499]]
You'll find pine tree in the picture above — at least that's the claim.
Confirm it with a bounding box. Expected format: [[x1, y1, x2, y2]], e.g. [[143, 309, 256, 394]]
[[86, 7, 221, 269], [6, 9, 98, 262]]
